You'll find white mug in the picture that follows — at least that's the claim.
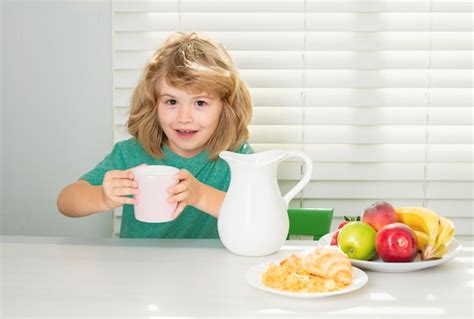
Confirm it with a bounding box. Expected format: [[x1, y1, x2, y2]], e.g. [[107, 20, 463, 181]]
[[132, 165, 179, 223]]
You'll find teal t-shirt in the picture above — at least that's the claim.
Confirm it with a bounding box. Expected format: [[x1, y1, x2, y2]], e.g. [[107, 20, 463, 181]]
[[80, 138, 253, 238]]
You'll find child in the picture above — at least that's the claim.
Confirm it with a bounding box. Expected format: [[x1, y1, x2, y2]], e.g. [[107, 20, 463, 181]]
[[57, 32, 253, 238]]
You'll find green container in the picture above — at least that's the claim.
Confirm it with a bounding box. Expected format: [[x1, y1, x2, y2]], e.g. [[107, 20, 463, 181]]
[[287, 208, 334, 240]]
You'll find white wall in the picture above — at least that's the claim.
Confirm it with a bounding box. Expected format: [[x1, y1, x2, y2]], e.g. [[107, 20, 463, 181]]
[[1, 0, 4, 232], [1, 0, 114, 237]]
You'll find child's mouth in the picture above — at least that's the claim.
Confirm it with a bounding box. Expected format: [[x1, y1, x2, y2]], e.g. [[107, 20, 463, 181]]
[[176, 129, 198, 139]]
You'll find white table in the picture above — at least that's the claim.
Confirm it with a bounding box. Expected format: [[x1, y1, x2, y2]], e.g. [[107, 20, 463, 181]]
[[1, 236, 473, 318]]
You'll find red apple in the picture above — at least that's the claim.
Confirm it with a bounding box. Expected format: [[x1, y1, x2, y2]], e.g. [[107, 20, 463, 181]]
[[361, 201, 397, 232], [330, 229, 340, 245], [375, 223, 418, 262]]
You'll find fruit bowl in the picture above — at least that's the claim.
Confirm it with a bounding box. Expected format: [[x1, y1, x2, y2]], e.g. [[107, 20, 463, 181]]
[[318, 232, 462, 273]]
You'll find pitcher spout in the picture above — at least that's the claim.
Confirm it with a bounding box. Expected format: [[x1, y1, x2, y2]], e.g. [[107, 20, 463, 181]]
[[219, 150, 287, 166]]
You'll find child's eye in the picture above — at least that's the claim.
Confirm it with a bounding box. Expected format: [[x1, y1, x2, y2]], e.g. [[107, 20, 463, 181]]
[[195, 100, 207, 107], [165, 99, 177, 105]]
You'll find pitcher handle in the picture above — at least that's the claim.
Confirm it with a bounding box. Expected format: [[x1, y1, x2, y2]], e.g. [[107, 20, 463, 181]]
[[282, 151, 313, 208]]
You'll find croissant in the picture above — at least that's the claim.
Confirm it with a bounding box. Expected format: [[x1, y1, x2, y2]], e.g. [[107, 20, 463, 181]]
[[263, 246, 352, 292], [303, 246, 352, 285]]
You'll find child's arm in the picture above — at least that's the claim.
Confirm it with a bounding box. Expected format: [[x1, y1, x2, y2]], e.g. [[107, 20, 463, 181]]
[[57, 170, 139, 217], [57, 180, 111, 217], [168, 169, 225, 218]]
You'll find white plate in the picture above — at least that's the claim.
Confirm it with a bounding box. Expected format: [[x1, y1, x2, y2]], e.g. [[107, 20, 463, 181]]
[[318, 233, 463, 273], [246, 262, 368, 298]]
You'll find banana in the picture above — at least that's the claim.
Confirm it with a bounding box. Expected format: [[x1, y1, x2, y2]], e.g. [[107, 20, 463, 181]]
[[413, 230, 429, 252], [435, 216, 455, 250], [395, 207, 440, 260], [395, 207, 440, 245], [430, 243, 447, 259]]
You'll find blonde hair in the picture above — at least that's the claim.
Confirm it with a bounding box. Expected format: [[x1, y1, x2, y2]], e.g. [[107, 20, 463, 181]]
[[127, 32, 252, 160]]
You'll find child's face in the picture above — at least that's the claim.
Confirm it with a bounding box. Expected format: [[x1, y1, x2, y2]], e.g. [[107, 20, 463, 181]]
[[157, 79, 223, 158]]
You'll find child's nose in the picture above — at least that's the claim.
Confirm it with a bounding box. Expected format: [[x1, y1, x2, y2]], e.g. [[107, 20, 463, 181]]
[[177, 105, 193, 123]]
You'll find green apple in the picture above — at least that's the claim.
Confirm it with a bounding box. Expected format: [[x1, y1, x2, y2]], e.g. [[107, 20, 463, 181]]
[[337, 221, 376, 260]]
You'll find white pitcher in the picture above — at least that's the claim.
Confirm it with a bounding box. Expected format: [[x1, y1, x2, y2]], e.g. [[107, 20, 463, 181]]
[[217, 150, 313, 256]]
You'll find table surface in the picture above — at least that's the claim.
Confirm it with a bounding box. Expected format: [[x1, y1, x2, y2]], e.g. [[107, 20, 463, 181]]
[[1, 235, 473, 318]]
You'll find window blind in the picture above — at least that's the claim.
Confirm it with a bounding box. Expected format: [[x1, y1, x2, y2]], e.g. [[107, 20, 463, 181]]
[[112, 0, 473, 237]]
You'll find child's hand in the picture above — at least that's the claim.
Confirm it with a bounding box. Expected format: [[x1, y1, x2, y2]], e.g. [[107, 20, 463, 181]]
[[101, 167, 141, 210], [168, 169, 202, 218]]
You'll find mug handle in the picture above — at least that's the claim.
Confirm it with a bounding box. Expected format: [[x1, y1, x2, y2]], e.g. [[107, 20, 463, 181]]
[[282, 151, 313, 208]]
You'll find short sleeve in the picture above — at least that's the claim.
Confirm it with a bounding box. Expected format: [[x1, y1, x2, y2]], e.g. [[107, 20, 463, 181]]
[[237, 142, 254, 154], [80, 143, 126, 186]]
